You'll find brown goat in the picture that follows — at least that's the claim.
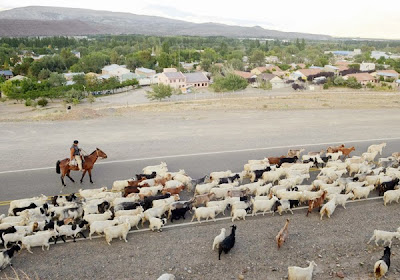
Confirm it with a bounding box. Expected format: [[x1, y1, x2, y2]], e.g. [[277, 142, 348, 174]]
[[327, 144, 345, 153], [287, 149, 305, 158], [191, 193, 215, 207], [339, 146, 355, 159], [276, 218, 290, 249], [123, 185, 140, 197], [162, 185, 185, 195], [306, 191, 327, 216], [268, 156, 285, 165]]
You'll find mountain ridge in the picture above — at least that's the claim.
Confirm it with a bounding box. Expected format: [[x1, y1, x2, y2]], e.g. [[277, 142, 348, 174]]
[[0, 6, 333, 40]]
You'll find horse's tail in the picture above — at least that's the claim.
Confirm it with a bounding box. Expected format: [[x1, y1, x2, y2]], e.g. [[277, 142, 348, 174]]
[[56, 160, 61, 174]]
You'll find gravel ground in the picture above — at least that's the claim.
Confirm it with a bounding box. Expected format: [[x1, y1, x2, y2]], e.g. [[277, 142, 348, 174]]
[[1, 198, 399, 280]]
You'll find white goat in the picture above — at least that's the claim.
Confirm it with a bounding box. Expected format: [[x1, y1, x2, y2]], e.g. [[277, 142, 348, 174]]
[[149, 217, 167, 232], [104, 222, 131, 245], [368, 230, 400, 247], [212, 228, 226, 250], [251, 196, 279, 216], [288, 261, 317, 280], [383, 189, 400, 206]]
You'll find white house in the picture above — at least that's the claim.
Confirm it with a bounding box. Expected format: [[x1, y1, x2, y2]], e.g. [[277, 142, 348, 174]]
[[158, 68, 186, 89], [135, 67, 156, 77], [102, 64, 134, 82], [360, 62, 375, 72]]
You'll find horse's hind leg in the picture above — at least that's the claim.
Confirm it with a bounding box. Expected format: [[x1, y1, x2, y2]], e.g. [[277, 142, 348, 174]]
[[88, 169, 93, 184], [66, 171, 75, 183], [80, 170, 87, 183]]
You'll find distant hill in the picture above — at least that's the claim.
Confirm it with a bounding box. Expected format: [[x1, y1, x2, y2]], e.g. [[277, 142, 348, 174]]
[[0, 6, 333, 40]]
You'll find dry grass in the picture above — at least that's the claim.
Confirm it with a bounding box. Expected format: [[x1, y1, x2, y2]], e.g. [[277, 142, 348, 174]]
[[115, 92, 400, 113], [0, 266, 39, 280]]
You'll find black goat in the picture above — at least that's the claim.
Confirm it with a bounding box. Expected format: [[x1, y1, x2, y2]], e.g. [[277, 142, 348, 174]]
[[12, 203, 37, 216], [170, 206, 191, 222], [191, 175, 208, 187], [114, 202, 142, 211], [135, 172, 157, 180], [378, 178, 399, 196], [218, 174, 241, 184], [97, 201, 110, 213], [374, 246, 391, 279], [142, 193, 171, 210], [252, 167, 272, 182], [0, 227, 16, 245], [278, 156, 298, 167], [0, 244, 21, 270], [218, 225, 237, 260]]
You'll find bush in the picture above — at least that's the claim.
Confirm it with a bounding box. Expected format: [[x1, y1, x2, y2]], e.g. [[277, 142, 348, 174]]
[[212, 73, 248, 92], [37, 98, 48, 107], [25, 98, 33, 106], [65, 88, 85, 103], [346, 77, 362, 89], [333, 76, 346, 86], [323, 83, 330, 90], [146, 84, 173, 101], [87, 93, 95, 104], [72, 98, 80, 105]]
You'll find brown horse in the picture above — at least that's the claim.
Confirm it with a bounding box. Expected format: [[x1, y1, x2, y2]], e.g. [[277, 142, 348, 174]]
[[56, 148, 107, 186]]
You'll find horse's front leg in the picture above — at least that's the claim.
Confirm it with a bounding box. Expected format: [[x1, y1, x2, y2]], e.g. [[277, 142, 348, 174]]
[[61, 175, 66, 187], [88, 169, 94, 184], [80, 170, 87, 183], [66, 171, 75, 183]]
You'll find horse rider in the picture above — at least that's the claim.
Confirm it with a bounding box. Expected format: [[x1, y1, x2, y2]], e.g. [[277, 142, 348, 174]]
[[70, 140, 83, 171]]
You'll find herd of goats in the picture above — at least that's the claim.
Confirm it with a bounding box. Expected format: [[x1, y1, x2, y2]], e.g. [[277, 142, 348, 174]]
[[1, 142, 400, 279]]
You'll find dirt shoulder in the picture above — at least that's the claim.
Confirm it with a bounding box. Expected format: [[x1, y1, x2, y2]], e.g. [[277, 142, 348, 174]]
[[0, 91, 399, 122]]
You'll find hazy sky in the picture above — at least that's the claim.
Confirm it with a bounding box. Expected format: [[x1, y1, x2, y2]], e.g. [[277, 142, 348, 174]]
[[1, 0, 400, 39]]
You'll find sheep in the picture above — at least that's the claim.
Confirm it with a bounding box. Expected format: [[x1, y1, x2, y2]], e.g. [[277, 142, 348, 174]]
[[115, 207, 144, 217], [385, 167, 400, 178], [54, 220, 88, 243], [2, 232, 25, 249], [262, 170, 285, 184], [294, 185, 314, 192], [212, 228, 226, 250], [243, 180, 266, 195], [195, 181, 218, 195], [83, 211, 113, 225], [210, 187, 231, 199], [320, 197, 337, 220], [251, 196, 279, 216], [368, 143, 387, 155], [191, 207, 218, 223], [326, 151, 343, 161], [8, 195, 48, 216], [0, 244, 21, 270], [276, 218, 289, 249], [89, 220, 119, 239], [276, 190, 303, 201], [149, 217, 167, 232], [116, 213, 144, 230], [207, 199, 231, 216], [374, 247, 390, 279], [0, 216, 26, 225], [173, 173, 193, 191], [219, 181, 239, 189], [142, 162, 168, 175], [138, 185, 163, 198], [288, 261, 317, 280], [111, 179, 133, 191], [383, 189, 400, 206], [368, 230, 400, 247], [104, 222, 131, 245], [152, 195, 180, 208], [361, 151, 379, 163], [300, 190, 324, 204], [218, 225, 237, 260], [352, 185, 375, 200], [112, 196, 140, 208], [21, 230, 57, 253], [327, 193, 354, 209], [142, 205, 169, 226], [79, 187, 107, 199], [324, 186, 345, 196], [210, 170, 233, 181], [231, 209, 247, 222], [326, 161, 347, 170], [345, 181, 366, 194]]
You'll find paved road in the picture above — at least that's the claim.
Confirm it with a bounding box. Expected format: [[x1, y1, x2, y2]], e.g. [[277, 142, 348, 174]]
[[1, 109, 400, 209]]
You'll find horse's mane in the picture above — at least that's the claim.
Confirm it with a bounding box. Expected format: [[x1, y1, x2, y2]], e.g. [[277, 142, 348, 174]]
[[90, 150, 96, 155]]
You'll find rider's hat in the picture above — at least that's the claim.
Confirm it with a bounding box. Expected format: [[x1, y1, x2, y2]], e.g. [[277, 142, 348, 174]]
[[73, 140, 79, 144]]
